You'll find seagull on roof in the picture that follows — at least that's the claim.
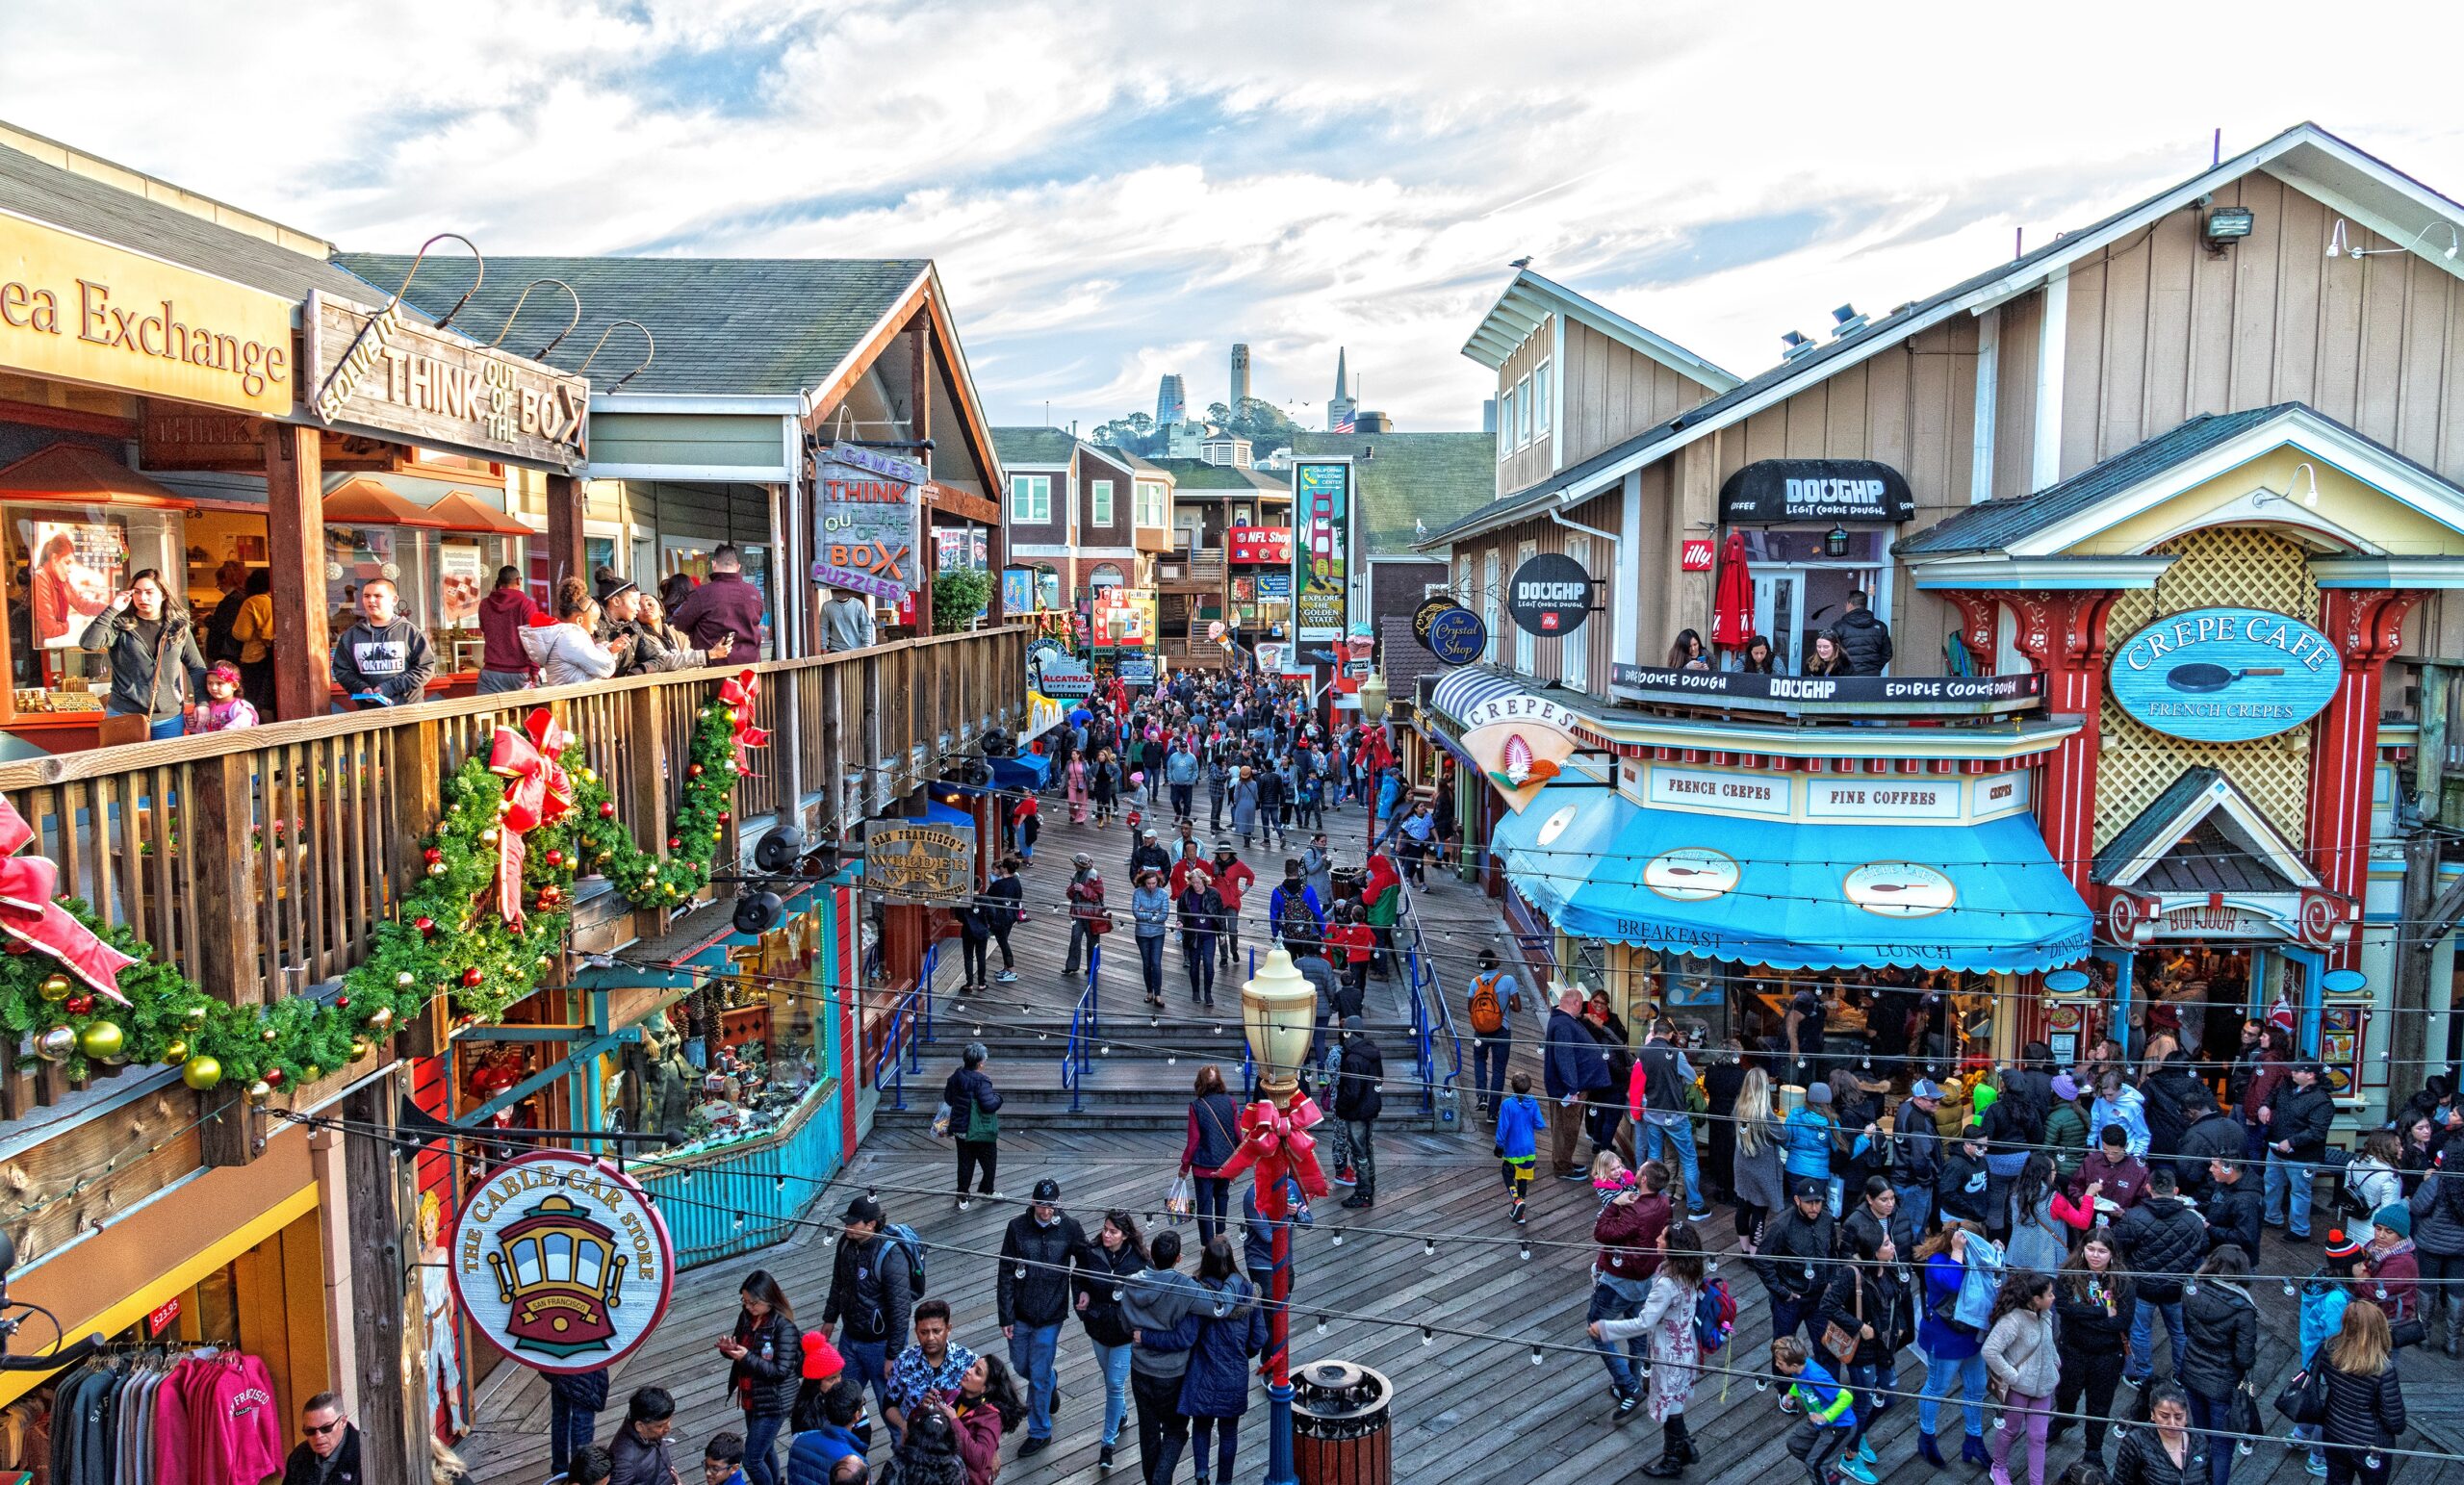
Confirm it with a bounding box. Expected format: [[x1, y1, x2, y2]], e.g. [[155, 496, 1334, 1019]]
[[1415, 519, 1429, 541], [1508, 256, 1532, 269]]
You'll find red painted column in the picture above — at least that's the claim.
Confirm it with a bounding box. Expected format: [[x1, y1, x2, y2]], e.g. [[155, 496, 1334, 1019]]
[[2000, 590, 2120, 896], [2306, 590, 2421, 967]]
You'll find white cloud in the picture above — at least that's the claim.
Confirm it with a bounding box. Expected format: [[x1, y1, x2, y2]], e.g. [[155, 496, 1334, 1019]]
[[5, 1, 2464, 431]]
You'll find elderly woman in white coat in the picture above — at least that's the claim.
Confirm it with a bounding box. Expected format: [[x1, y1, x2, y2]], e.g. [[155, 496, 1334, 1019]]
[[1588, 1220, 1707, 1478]]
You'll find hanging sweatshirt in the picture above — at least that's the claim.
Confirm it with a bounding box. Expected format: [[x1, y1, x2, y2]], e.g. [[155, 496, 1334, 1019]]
[[195, 1354, 285, 1485]]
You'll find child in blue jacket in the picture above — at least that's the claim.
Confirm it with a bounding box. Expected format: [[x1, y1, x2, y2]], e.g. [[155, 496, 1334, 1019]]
[[1494, 1071, 1545, 1226], [1773, 1335, 1857, 1485]]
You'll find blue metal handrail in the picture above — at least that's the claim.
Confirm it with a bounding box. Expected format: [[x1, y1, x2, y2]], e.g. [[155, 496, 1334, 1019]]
[[1399, 890, 1464, 1123], [1062, 979, 1097, 1113], [870, 974, 929, 1111]]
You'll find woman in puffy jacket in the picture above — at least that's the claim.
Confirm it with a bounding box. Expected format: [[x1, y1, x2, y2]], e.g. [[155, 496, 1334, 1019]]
[[2048, 1228, 2131, 1466], [720, 1269, 803, 1485], [2176, 1248, 2258, 1484], [2316, 1301, 2408, 1485], [1181, 1237, 1268, 1485], [2406, 1153, 2464, 1356], [520, 576, 627, 686], [1073, 1211, 1148, 1470], [1819, 1216, 1910, 1484], [1981, 1270, 2061, 1485]]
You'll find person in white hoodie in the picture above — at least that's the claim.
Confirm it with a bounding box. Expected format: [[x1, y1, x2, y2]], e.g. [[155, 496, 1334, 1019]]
[[521, 575, 629, 687]]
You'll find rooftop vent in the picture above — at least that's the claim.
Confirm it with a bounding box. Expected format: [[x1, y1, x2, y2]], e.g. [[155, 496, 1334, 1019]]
[[1780, 330, 1817, 361], [1831, 303, 1868, 339]]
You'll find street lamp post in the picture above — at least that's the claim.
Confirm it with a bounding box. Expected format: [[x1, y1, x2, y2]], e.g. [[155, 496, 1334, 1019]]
[[1232, 947, 1330, 1485], [1356, 670, 1389, 858]]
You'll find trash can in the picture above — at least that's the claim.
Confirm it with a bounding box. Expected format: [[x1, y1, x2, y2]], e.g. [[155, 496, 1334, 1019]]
[[1293, 1359, 1392, 1485]]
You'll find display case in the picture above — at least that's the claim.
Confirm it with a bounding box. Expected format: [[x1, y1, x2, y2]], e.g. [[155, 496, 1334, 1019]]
[[321, 480, 527, 680], [0, 446, 196, 722]]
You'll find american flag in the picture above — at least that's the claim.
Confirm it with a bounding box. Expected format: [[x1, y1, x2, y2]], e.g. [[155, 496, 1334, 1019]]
[[1329, 415, 1354, 433]]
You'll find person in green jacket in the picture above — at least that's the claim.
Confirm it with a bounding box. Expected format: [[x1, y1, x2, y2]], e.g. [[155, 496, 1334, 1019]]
[[2044, 1073, 2092, 1179]]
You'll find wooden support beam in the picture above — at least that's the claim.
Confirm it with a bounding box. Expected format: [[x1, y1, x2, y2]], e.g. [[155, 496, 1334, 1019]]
[[545, 473, 586, 589], [190, 752, 263, 1007], [265, 423, 331, 725], [344, 1076, 421, 1485]]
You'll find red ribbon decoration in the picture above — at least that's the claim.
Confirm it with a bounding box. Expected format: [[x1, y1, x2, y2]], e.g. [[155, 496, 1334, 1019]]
[[717, 670, 770, 778], [0, 798, 134, 1004], [487, 709, 575, 927], [1211, 1093, 1331, 1205]]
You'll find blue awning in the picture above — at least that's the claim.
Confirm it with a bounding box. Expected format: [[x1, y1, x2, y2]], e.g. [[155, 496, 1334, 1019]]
[[1494, 786, 2091, 975], [919, 800, 975, 830], [987, 753, 1053, 791]]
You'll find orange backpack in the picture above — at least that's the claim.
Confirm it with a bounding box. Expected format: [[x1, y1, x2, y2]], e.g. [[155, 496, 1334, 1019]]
[[1468, 972, 1507, 1035]]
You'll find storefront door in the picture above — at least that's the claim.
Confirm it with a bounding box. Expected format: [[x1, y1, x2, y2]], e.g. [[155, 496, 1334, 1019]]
[[1754, 571, 1804, 671]]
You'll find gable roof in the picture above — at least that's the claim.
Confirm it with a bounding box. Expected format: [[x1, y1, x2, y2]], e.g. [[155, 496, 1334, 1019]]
[[991, 426, 1082, 468], [1426, 122, 2464, 550], [1289, 430, 1497, 554], [1142, 458, 1290, 494], [0, 138, 390, 308], [1462, 269, 1739, 392], [2092, 765, 2319, 891], [337, 252, 930, 401]]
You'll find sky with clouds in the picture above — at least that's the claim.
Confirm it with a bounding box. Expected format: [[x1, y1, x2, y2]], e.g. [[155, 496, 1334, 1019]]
[[8, 1, 2464, 433]]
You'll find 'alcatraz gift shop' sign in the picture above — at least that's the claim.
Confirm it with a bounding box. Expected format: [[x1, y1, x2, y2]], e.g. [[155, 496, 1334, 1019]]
[[812, 442, 922, 604], [2106, 605, 2344, 744]]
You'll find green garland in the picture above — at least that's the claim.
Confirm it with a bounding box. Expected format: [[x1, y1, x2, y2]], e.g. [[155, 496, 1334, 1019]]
[[0, 698, 746, 1094]]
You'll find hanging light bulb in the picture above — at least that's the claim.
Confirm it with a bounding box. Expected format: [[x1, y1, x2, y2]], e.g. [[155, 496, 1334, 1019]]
[[1113, 1289, 1124, 1301], [1423, 1239, 1435, 1256], [1014, 1267, 1027, 1279], [1530, 1345, 1545, 1366], [1519, 1242, 1531, 1261], [774, 1175, 787, 1194], [1330, 1231, 1343, 1247], [1420, 1326, 1433, 1346], [1315, 1316, 1329, 1336]]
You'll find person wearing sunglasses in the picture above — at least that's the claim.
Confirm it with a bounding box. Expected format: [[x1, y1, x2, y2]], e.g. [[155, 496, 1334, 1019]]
[[281, 1394, 359, 1485]]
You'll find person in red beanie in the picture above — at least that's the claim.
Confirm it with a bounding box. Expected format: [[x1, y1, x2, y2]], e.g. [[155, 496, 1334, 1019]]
[[791, 1331, 846, 1433]]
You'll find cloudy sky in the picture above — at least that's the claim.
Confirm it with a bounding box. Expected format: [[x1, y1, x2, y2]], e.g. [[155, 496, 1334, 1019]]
[[9, 2, 2464, 433]]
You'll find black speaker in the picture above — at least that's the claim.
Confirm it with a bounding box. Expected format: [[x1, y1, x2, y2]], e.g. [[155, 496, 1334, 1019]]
[[754, 827, 806, 875], [733, 890, 785, 935]]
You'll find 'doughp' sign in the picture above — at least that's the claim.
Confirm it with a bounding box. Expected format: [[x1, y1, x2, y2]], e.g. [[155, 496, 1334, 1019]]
[[2105, 605, 2344, 743]]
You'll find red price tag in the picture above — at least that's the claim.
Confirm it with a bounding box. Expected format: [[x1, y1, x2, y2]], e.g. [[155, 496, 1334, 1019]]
[[146, 1297, 180, 1338]]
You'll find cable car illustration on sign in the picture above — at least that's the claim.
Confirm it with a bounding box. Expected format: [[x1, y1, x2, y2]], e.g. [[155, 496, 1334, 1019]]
[[484, 1193, 629, 1358]]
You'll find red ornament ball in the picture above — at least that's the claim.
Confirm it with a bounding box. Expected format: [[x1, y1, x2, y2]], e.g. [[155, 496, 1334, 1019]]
[[414, 917, 436, 936], [718, 810, 732, 825], [64, 993, 94, 1015], [545, 849, 564, 868], [688, 763, 704, 778], [262, 1067, 286, 1088], [423, 847, 443, 865], [461, 966, 484, 987], [2, 941, 26, 956], [598, 802, 617, 819], [334, 995, 348, 1009], [668, 836, 681, 850]]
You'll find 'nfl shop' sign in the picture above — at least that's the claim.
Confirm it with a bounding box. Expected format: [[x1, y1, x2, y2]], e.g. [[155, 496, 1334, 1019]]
[[449, 1150, 675, 1373], [811, 442, 923, 603], [1291, 458, 1352, 644]]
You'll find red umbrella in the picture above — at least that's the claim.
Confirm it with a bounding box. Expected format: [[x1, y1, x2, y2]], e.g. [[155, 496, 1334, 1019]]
[[1709, 529, 1754, 649]]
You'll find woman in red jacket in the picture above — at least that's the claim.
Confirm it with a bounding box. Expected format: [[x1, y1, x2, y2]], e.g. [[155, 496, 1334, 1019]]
[[950, 1352, 1027, 1485]]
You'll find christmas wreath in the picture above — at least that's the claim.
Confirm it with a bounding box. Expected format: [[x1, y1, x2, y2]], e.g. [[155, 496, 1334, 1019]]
[[0, 684, 756, 1100]]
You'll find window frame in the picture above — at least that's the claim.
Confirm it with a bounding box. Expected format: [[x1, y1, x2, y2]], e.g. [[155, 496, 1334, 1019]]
[[1562, 534, 1589, 694], [1513, 539, 1538, 672], [1534, 359, 1553, 435], [1091, 478, 1115, 526], [1009, 474, 1052, 524], [1498, 388, 1517, 460]]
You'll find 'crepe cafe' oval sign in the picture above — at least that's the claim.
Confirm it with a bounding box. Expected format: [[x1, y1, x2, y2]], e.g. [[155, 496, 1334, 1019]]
[[2106, 605, 2343, 743]]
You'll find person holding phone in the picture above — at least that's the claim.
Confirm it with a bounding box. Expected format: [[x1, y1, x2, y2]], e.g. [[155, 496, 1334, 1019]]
[[717, 1271, 801, 1485], [80, 568, 204, 740]]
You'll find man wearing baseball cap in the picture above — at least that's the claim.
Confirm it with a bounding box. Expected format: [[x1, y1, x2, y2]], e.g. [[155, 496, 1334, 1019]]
[[1891, 1079, 1946, 1233], [2261, 1060, 2336, 1241], [820, 1196, 911, 1421], [996, 1178, 1093, 1457]]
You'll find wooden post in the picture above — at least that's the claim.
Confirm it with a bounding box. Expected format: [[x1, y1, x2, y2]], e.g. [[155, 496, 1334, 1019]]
[[628, 685, 671, 934], [344, 1075, 421, 1485], [546, 473, 586, 589], [265, 423, 331, 724], [861, 653, 883, 818], [191, 753, 263, 1008]]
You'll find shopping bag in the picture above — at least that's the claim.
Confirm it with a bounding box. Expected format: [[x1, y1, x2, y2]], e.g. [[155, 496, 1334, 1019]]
[[1165, 1175, 1194, 1218], [931, 1101, 954, 1140]]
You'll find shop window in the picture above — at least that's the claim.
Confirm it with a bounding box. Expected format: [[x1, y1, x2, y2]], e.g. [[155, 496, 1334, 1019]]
[[1091, 479, 1115, 526], [623, 908, 832, 1158], [1010, 474, 1051, 524], [1513, 541, 1537, 673], [9, 502, 185, 713], [1498, 390, 1516, 458], [1088, 562, 1125, 588]]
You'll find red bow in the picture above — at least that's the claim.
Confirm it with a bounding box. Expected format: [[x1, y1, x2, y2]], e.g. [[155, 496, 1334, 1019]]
[[487, 709, 574, 927], [718, 670, 770, 777], [0, 799, 134, 1004], [1212, 1094, 1330, 1205]]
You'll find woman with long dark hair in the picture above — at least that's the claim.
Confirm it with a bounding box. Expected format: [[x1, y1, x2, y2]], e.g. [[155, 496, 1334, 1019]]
[[1074, 1211, 1148, 1472], [1182, 1237, 1267, 1485], [950, 1352, 1027, 1485], [1590, 1220, 1708, 1476], [2048, 1228, 2132, 1466], [1666, 628, 1706, 669], [2006, 1154, 2071, 1272], [80, 566, 204, 739], [720, 1268, 802, 1485], [2178, 1248, 2258, 1485], [1982, 1269, 2060, 1485], [1737, 635, 1779, 675]]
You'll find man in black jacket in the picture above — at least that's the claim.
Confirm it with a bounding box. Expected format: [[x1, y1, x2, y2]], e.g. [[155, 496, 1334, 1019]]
[[822, 1196, 914, 1420], [2173, 1088, 2246, 1205], [997, 1177, 1093, 1458], [1751, 1179, 1838, 1353], [1335, 1016, 1385, 1209], [1831, 590, 1893, 675], [282, 1394, 359, 1485], [2115, 1166, 2209, 1386], [2263, 1062, 2336, 1240], [1890, 1079, 1946, 1233], [2203, 1156, 2263, 1264], [2139, 1052, 2204, 1159], [1937, 1125, 1991, 1226]]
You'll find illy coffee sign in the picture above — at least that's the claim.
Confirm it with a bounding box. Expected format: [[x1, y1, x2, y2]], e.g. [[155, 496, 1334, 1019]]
[[1507, 551, 1596, 637]]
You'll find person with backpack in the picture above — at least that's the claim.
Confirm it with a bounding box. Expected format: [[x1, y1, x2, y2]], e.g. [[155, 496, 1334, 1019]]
[[1589, 1219, 1708, 1476], [824, 1197, 917, 1426], [1914, 1219, 1992, 1469], [2116, 1165, 2210, 1389], [940, 1043, 1002, 1210], [1180, 1065, 1244, 1244], [994, 1177, 1091, 1460], [2404, 1150, 2464, 1356], [1064, 855, 1109, 979], [1464, 948, 1523, 1118], [720, 1270, 804, 1485], [1637, 1020, 1712, 1221], [1268, 859, 1324, 954]]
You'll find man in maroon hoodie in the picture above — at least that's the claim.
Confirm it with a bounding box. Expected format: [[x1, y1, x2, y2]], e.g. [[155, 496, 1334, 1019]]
[[671, 545, 767, 655], [1589, 1159, 1673, 1416], [476, 566, 540, 693]]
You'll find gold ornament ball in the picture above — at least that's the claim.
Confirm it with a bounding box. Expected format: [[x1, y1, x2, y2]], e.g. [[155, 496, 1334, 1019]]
[[37, 973, 71, 1003], [426, 862, 447, 877], [183, 1003, 208, 1027], [396, 971, 415, 988], [482, 828, 500, 844], [578, 767, 597, 785], [303, 1064, 321, 1081], [245, 1080, 273, 1105], [162, 1037, 189, 1064], [76, 1021, 124, 1062], [347, 1038, 371, 1062], [261, 1027, 279, 1043], [180, 1054, 222, 1090], [32, 1025, 74, 1062], [364, 1005, 395, 1033]]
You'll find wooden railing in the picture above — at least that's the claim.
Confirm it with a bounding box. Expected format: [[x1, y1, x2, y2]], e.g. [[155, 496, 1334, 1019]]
[[0, 626, 1028, 1121]]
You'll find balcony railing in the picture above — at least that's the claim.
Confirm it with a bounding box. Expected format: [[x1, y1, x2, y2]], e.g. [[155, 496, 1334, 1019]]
[[0, 627, 1027, 1124], [1602, 661, 2051, 727]]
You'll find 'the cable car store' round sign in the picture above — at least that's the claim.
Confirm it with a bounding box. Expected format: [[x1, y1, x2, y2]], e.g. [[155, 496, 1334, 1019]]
[[449, 1149, 676, 1372], [2105, 605, 2343, 744]]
